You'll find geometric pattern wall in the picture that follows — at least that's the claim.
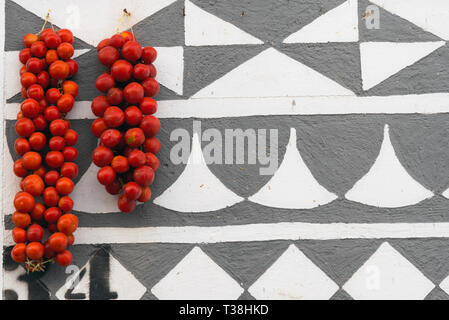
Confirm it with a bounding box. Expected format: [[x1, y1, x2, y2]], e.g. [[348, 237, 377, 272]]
[[3, 0, 449, 300]]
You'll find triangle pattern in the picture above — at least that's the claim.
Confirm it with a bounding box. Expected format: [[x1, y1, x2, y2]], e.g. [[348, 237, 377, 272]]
[[370, 0, 449, 40], [343, 242, 435, 300], [151, 247, 244, 300], [153, 47, 184, 95], [6, 0, 92, 50], [11, 0, 177, 46], [193, 48, 355, 98], [185, 0, 263, 46], [153, 133, 244, 213], [279, 43, 362, 94], [284, 0, 358, 43], [359, 0, 441, 42], [201, 241, 289, 289], [346, 125, 433, 208], [131, 0, 184, 47], [184, 45, 265, 98], [249, 128, 337, 209], [360, 41, 445, 90], [248, 245, 339, 300]]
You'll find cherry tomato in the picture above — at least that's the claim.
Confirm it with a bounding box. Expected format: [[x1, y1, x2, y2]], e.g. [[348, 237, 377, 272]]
[[26, 242, 44, 260], [144, 137, 161, 154], [124, 82, 144, 104], [66, 59, 79, 78], [11, 243, 27, 263], [49, 233, 68, 252], [46, 88, 62, 104], [30, 41, 47, 57], [46, 151, 65, 168], [49, 136, 66, 151], [59, 196, 74, 212], [22, 174, 45, 196], [107, 87, 124, 105], [100, 129, 122, 148], [124, 182, 142, 201], [142, 47, 157, 64], [63, 146, 78, 162], [106, 180, 122, 195], [142, 78, 160, 97], [21, 72, 37, 88], [57, 42, 74, 60], [28, 132, 46, 151], [12, 227, 27, 243], [43, 187, 60, 207], [14, 138, 31, 156], [56, 250, 73, 266], [91, 96, 110, 117], [125, 106, 143, 126], [57, 94, 75, 113], [138, 186, 152, 203], [122, 41, 142, 62], [145, 153, 160, 171], [56, 177, 75, 195], [31, 203, 46, 221], [91, 118, 108, 137], [98, 46, 119, 66], [111, 60, 133, 82], [50, 119, 69, 136], [95, 72, 115, 92], [57, 214, 78, 235], [15, 118, 35, 137], [22, 152, 42, 170], [44, 241, 56, 259], [45, 49, 59, 64], [49, 60, 70, 80], [45, 106, 61, 121], [140, 97, 157, 115], [62, 80, 79, 97], [110, 34, 125, 48], [128, 150, 146, 167], [134, 166, 155, 187], [104, 107, 125, 128], [45, 207, 62, 224], [37, 71, 50, 88], [133, 64, 151, 81], [26, 57, 44, 73], [27, 224, 44, 242], [97, 38, 110, 51], [97, 166, 116, 185], [12, 211, 31, 228], [57, 29, 74, 44], [111, 156, 130, 174], [45, 32, 62, 49], [13, 159, 28, 178], [118, 194, 137, 213], [23, 33, 39, 48], [92, 146, 114, 167], [61, 162, 78, 179]]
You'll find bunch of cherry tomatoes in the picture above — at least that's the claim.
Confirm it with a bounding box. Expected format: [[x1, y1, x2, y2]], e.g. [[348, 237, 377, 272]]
[[11, 27, 79, 271], [91, 31, 160, 213]]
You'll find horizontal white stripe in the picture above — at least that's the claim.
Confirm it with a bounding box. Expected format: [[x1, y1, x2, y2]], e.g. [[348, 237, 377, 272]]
[[4, 222, 449, 246], [6, 93, 449, 120]]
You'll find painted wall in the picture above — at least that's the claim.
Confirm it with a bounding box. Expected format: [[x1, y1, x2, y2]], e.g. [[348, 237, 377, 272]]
[[3, 0, 449, 300]]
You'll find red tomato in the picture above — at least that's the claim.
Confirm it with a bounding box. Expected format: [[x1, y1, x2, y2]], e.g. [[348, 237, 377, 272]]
[[111, 60, 133, 82], [92, 146, 114, 167], [123, 82, 144, 104], [43, 187, 60, 207], [26, 242, 44, 260], [98, 46, 119, 66], [12, 212, 31, 228], [15, 118, 35, 137], [122, 41, 142, 62], [91, 96, 110, 117], [138, 186, 152, 203], [27, 224, 44, 242], [29, 132, 47, 151], [59, 196, 74, 212], [124, 182, 142, 201], [118, 194, 137, 213], [125, 106, 143, 126], [56, 177, 75, 195], [97, 166, 116, 185], [12, 227, 27, 243], [134, 166, 155, 187], [14, 138, 31, 156], [125, 128, 145, 148], [56, 250, 73, 266], [142, 47, 157, 64], [140, 116, 161, 137], [111, 156, 130, 174], [44, 207, 62, 224], [128, 150, 146, 167], [57, 214, 78, 235], [49, 233, 68, 252], [100, 129, 122, 148], [46, 151, 65, 168], [22, 174, 45, 196], [31, 203, 46, 221], [11, 244, 27, 263], [140, 97, 157, 115]]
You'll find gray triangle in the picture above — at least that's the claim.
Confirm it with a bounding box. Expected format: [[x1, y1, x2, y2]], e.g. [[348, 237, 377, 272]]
[[330, 289, 353, 300], [364, 43, 449, 96], [295, 240, 383, 286], [158, 83, 186, 101], [425, 287, 449, 300], [184, 45, 265, 98], [141, 291, 159, 300], [388, 117, 449, 194], [389, 240, 449, 284], [359, 0, 441, 42], [200, 241, 290, 289], [6, 92, 22, 104], [5, 0, 92, 51], [110, 244, 194, 292], [238, 291, 256, 300], [278, 43, 362, 95], [190, 0, 346, 44], [131, 0, 184, 47]]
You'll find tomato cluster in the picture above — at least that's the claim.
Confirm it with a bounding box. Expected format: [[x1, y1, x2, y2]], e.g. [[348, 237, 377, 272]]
[[11, 28, 79, 271], [92, 31, 160, 213]]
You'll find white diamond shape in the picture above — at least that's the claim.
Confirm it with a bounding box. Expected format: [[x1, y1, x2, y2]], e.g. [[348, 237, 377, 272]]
[[438, 274, 449, 295], [248, 245, 339, 300], [343, 242, 434, 300], [151, 247, 244, 300]]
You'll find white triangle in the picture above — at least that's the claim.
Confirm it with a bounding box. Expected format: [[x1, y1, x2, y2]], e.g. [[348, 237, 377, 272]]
[[343, 242, 434, 300], [109, 254, 147, 300], [11, 0, 177, 46], [154, 133, 243, 213], [360, 41, 445, 90], [346, 125, 433, 208], [249, 128, 337, 209], [185, 0, 263, 46], [371, 0, 449, 40], [193, 48, 355, 98], [71, 162, 120, 214], [154, 46, 183, 95], [248, 245, 339, 300], [151, 247, 244, 300], [284, 0, 358, 43]]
